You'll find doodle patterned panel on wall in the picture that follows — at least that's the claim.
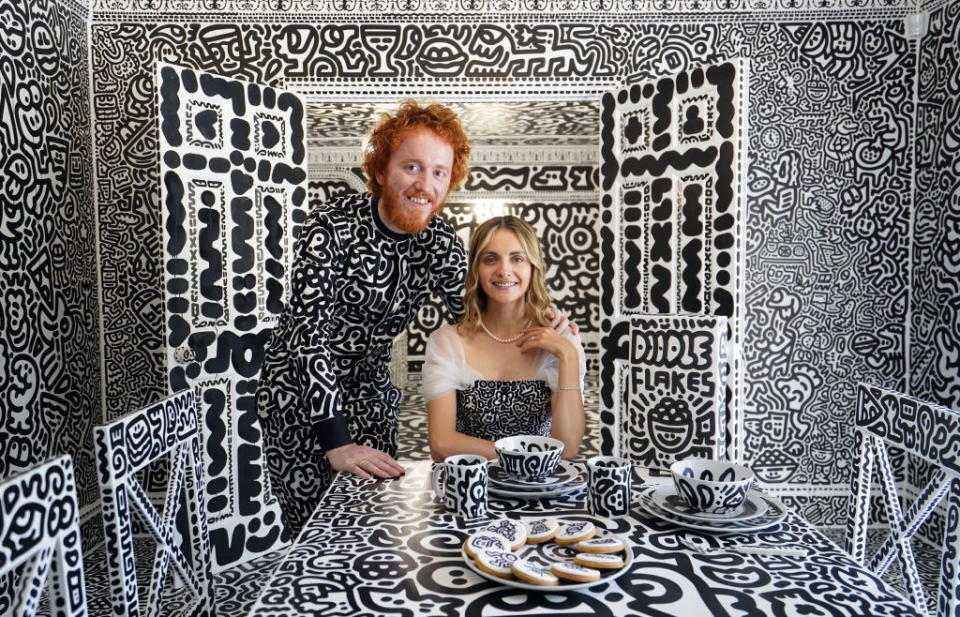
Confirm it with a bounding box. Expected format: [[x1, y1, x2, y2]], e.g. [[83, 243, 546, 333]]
[[912, 2, 960, 410], [306, 176, 364, 210], [599, 60, 748, 463], [158, 63, 307, 569], [907, 3, 960, 551], [603, 315, 728, 469]]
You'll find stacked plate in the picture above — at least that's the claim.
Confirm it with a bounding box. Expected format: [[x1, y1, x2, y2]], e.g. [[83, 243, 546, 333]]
[[488, 460, 587, 498], [637, 484, 787, 533]]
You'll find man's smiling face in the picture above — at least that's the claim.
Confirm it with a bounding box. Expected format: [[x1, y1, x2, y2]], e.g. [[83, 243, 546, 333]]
[[377, 126, 454, 234]]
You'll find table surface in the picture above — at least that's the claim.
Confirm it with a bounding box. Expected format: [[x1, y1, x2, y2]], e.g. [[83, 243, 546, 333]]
[[249, 460, 921, 617]]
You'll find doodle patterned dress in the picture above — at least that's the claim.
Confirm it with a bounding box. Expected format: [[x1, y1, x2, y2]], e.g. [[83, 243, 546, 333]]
[[421, 325, 586, 443], [256, 194, 466, 537]]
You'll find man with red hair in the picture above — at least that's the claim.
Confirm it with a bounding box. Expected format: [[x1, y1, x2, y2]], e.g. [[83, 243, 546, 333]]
[[257, 101, 569, 538]]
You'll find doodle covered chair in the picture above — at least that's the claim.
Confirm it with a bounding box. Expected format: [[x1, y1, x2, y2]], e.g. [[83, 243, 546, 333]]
[[94, 390, 215, 617], [845, 384, 960, 617], [0, 455, 87, 617]]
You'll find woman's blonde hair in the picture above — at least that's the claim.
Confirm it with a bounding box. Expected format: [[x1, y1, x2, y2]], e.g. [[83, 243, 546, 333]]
[[459, 216, 552, 335]]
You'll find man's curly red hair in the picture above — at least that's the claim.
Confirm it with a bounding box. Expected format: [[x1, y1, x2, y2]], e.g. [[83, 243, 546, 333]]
[[362, 100, 471, 197]]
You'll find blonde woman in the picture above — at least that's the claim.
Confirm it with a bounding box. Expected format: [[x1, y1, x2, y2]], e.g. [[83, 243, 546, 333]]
[[423, 216, 586, 461]]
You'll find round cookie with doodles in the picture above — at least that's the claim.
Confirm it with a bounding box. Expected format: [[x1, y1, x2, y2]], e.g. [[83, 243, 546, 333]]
[[511, 559, 560, 586], [555, 520, 596, 544], [475, 549, 519, 579], [550, 561, 601, 583], [464, 531, 511, 559], [574, 552, 625, 569], [485, 519, 527, 550], [575, 536, 625, 554], [525, 517, 560, 544]]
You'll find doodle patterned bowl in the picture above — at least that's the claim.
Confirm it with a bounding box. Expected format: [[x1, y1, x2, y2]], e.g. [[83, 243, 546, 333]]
[[494, 435, 564, 482], [670, 458, 755, 515]]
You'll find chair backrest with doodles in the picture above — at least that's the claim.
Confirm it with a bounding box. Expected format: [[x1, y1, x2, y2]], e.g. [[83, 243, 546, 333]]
[[0, 454, 87, 617], [846, 383, 960, 617], [94, 389, 215, 617]]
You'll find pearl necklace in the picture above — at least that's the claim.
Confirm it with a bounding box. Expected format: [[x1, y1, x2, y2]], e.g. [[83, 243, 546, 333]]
[[479, 318, 531, 344]]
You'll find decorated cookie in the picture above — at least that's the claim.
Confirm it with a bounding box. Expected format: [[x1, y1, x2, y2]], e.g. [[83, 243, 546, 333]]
[[485, 519, 527, 550], [550, 561, 601, 583], [575, 536, 625, 554], [511, 559, 560, 586], [524, 517, 560, 544], [574, 552, 625, 569], [475, 549, 519, 579], [555, 521, 596, 544], [463, 531, 511, 559]]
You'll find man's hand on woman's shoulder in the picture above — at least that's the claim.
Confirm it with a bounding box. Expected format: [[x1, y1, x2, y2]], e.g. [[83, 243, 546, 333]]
[[544, 306, 579, 336]]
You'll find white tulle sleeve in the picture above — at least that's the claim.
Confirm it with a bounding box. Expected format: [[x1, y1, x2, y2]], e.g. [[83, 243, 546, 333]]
[[536, 332, 587, 392], [421, 325, 478, 403]]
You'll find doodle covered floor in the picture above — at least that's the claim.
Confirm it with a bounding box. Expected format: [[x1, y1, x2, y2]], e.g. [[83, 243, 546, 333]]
[[37, 541, 286, 617], [819, 527, 942, 616], [45, 378, 938, 616]]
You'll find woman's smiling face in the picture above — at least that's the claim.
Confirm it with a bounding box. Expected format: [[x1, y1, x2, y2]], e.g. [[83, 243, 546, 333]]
[[477, 228, 532, 307]]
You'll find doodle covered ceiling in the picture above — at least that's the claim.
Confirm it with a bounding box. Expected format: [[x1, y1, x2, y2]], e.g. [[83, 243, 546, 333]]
[[90, 0, 927, 13]]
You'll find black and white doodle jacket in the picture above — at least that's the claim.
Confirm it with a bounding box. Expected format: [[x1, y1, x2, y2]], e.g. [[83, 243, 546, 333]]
[[257, 193, 466, 451]]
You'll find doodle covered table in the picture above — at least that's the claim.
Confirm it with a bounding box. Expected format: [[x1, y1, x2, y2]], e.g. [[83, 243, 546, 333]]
[[249, 461, 921, 617]]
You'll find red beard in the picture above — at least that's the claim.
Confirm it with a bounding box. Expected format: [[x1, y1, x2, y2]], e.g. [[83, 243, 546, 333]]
[[379, 186, 445, 234]]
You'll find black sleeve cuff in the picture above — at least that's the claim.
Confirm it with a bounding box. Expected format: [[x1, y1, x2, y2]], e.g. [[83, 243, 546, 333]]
[[315, 415, 352, 451]]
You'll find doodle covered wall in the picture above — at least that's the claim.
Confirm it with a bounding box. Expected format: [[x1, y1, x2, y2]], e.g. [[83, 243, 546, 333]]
[[81, 0, 957, 566], [913, 0, 960, 413], [0, 0, 101, 550], [906, 0, 960, 546]]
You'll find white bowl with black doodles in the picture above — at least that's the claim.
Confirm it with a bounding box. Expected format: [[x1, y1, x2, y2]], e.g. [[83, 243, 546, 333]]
[[670, 458, 755, 515], [495, 435, 564, 482]]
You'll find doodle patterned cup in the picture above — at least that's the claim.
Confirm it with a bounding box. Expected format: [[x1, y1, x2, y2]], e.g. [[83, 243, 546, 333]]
[[670, 458, 755, 515], [431, 454, 489, 519], [586, 456, 633, 518]]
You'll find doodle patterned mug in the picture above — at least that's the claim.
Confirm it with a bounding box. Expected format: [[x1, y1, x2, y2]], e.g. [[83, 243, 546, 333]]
[[432, 454, 489, 519], [586, 456, 633, 518]]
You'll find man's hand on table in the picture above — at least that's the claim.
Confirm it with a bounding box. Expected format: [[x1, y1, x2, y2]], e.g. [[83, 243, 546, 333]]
[[326, 443, 405, 480]]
